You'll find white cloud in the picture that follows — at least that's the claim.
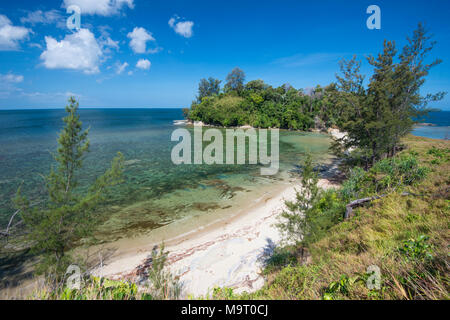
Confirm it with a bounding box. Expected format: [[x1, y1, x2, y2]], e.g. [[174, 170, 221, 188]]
[[168, 16, 194, 38], [29, 42, 43, 49], [0, 14, 31, 50], [20, 10, 65, 28], [116, 61, 129, 74], [136, 59, 151, 70], [127, 27, 154, 53], [62, 0, 134, 16], [101, 36, 119, 50], [274, 53, 343, 68], [40, 28, 103, 74], [168, 17, 176, 28], [21, 91, 80, 99], [98, 26, 119, 52], [0, 73, 24, 98], [0, 73, 24, 83], [173, 21, 194, 38]]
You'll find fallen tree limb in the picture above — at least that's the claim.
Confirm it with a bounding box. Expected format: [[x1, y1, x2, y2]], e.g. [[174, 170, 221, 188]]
[[344, 191, 422, 220], [1, 209, 21, 238], [344, 195, 386, 220]]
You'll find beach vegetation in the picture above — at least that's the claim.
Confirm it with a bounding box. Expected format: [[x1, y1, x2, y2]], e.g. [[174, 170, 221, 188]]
[[30, 243, 181, 300], [12, 97, 125, 286], [242, 136, 449, 300]]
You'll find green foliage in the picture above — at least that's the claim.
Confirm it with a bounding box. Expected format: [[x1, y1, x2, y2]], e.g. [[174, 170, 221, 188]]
[[277, 154, 346, 246], [197, 77, 221, 102], [399, 235, 434, 261], [224, 67, 245, 94], [274, 152, 428, 282], [263, 246, 298, 274], [340, 154, 428, 202], [323, 274, 360, 300], [244, 138, 449, 300], [427, 146, 450, 165], [187, 68, 332, 130], [276, 153, 320, 245], [14, 97, 124, 283], [212, 287, 236, 300], [333, 24, 445, 167], [265, 264, 321, 299], [38, 276, 139, 300], [33, 243, 181, 300], [427, 146, 449, 158], [145, 243, 181, 300]]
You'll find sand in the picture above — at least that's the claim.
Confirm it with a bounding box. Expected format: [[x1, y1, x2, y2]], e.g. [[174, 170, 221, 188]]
[[92, 178, 339, 298]]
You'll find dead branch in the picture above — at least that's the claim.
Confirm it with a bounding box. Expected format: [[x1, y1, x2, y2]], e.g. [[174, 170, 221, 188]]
[[344, 194, 386, 220], [344, 191, 421, 220], [1, 209, 21, 238]]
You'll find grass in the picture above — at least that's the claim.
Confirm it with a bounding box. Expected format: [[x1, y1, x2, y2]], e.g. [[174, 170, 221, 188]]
[[212, 135, 449, 300]]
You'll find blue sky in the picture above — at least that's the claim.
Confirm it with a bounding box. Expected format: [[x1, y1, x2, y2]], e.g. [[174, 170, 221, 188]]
[[0, 0, 449, 110]]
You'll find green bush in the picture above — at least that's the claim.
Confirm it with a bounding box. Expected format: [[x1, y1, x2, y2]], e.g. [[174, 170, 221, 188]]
[[187, 78, 325, 130], [263, 246, 298, 274], [399, 235, 434, 261], [323, 274, 360, 300], [340, 154, 428, 200]]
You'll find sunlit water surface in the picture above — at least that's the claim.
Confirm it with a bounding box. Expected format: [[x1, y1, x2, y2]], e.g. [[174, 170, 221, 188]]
[[0, 108, 333, 242]]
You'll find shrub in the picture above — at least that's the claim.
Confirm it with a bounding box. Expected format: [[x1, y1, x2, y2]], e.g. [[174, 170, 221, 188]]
[[145, 244, 181, 300], [398, 235, 434, 261], [323, 274, 360, 300]]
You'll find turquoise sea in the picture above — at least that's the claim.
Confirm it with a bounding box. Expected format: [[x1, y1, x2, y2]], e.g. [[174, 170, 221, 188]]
[[0, 108, 332, 242], [412, 111, 450, 140]]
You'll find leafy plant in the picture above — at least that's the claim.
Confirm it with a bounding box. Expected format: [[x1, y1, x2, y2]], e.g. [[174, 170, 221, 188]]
[[212, 287, 236, 300], [323, 274, 360, 300], [145, 243, 181, 300], [427, 147, 450, 165], [399, 235, 434, 261]]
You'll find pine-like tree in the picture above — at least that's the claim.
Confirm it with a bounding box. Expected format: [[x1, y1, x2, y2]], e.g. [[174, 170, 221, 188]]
[[333, 24, 445, 167], [14, 97, 124, 284]]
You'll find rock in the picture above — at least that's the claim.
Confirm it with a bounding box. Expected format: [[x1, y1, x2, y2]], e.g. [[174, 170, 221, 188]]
[[174, 120, 189, 126]]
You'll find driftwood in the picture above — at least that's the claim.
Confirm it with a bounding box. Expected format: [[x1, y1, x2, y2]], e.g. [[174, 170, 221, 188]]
[[1, 209, 21, 238], [344, 195, 386, 220], [344, 192, 419, 220]]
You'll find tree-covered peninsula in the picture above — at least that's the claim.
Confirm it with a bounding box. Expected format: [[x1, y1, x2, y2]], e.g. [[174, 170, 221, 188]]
[[186, 23, 445, 168]]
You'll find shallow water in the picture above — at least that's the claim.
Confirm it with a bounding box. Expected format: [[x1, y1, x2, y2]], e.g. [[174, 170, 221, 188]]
[[0, 108, 332, 242], [412, 111, 450, 140]]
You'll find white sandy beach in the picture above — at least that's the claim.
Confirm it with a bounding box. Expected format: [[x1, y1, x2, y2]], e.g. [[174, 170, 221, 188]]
[[93, 178, 338, 298]]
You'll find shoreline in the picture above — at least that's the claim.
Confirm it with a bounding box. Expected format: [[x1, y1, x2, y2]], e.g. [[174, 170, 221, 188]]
[[1, 127, 341, 299], [70, 130, 445, 296], [91, 174, 339, 297], [87, 130, 343, 297]]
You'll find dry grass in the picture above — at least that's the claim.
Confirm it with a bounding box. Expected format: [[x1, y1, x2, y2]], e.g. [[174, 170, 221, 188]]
[[245, 135, 449, 300]]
